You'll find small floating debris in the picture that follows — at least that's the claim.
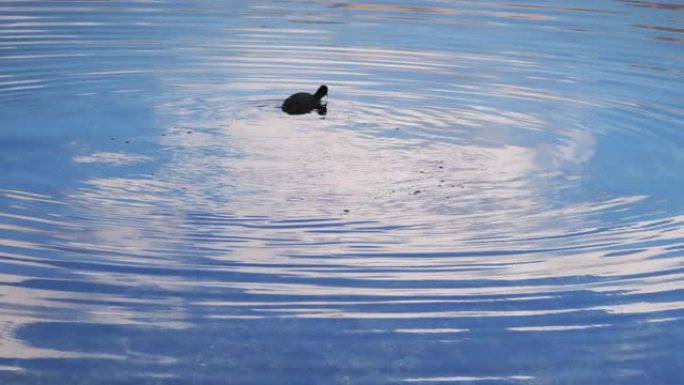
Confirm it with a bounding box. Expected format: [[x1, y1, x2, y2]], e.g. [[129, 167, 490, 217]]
[[413, 190, 422, 195], [125, 140, 130, 144], [343, 209, 350, 213]]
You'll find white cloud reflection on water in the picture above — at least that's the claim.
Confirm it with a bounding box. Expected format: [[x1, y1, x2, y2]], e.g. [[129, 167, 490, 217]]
[[47, 133, 684, 326], [1, 1, 683, 374], [53, 29, 684, 317], [73, 152, 153, 166]]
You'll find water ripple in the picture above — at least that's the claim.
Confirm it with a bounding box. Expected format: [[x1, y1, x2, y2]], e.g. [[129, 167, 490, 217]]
[[1, 0, 683, 384]]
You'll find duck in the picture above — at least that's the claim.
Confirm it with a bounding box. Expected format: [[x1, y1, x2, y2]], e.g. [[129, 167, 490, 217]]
[[281, 85, 328, 115]]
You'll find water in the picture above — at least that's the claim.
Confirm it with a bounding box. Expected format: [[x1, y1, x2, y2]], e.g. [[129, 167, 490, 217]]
[[1, 0, 683, 383]]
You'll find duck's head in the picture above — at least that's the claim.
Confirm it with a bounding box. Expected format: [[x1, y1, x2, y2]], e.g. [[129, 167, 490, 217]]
[[314, 85, 328, 100]]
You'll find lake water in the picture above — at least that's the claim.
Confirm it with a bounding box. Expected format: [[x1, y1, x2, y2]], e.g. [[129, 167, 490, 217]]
[[1, 0, 683, 384]]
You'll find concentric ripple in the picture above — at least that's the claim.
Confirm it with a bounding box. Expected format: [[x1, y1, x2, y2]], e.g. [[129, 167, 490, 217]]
[[1, 0, 683, 384]]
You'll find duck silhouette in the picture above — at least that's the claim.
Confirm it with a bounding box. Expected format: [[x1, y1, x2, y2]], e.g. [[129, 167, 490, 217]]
[[281, 85, 328, 115]]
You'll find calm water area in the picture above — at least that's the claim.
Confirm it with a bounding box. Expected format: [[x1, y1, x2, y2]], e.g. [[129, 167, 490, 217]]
[[1, 0, 683, 384]]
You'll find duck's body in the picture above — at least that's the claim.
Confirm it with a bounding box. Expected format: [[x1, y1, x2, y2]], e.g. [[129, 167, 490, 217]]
[[282, 85, 328, 115]]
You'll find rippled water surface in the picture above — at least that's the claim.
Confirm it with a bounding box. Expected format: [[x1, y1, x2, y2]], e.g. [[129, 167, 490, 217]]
[[1, 0, 684, 383]]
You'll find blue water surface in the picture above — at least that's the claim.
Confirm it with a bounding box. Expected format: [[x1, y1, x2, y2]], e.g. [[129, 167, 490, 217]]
[[1, 0, 684, 384]]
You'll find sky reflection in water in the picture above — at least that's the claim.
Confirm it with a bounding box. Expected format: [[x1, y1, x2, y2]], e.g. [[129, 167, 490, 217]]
[[1, 0, 683, 384]]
